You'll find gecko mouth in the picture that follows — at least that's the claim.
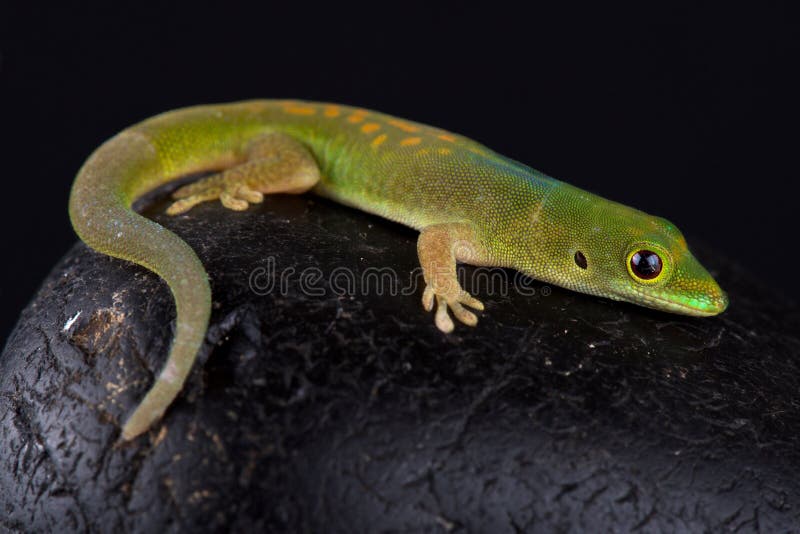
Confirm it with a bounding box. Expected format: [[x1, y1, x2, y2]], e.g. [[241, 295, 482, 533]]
[[630, 290, 729, 316]]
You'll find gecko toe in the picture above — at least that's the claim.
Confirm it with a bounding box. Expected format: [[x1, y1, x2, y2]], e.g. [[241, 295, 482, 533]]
[[171, 183, 194, 199], [166, 186, 223, 216], [434, 296, 455, 333], [166, 199, 192, 215], [458, 292, 484, 311], [237, 186, 264, 204], [220, 191, 249, 211], [166, 193, 217, 215], [450, 301, 478, 326], [422, 286, 435, 311]]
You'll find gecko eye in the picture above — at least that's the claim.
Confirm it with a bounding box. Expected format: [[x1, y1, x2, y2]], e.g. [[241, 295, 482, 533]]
[[629, 250, 663, 280], [574, 251, 587, 269]]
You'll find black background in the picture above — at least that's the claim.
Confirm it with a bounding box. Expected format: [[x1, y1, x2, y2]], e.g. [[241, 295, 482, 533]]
[[1, 3, 798, 346]]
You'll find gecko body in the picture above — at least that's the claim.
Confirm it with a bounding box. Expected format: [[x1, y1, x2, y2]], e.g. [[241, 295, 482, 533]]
[[69, 100, 727, 440]]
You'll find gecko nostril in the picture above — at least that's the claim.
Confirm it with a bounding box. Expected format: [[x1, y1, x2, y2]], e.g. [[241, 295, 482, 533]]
[[574, 251, 588, 269]]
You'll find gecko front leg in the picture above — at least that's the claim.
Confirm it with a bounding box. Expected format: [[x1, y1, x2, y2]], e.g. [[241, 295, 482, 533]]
[[166, 132, 320, 215], [418, 222, 488, 333]]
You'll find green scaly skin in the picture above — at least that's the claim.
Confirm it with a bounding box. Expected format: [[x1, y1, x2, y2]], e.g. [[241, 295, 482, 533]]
[[69, 100, 728, 440]]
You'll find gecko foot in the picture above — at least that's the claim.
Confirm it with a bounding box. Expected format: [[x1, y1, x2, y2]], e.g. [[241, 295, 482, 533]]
[[422, 285, 484, 333], [165, 133, 320, 216], [166, 180, 264, 215]]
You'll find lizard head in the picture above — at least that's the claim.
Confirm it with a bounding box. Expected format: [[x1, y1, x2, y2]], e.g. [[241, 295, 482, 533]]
[[565, 202, 728, 316]]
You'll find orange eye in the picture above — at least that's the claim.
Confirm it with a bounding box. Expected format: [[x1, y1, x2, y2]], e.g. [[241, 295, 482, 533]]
[[630, 250, 662, 280]]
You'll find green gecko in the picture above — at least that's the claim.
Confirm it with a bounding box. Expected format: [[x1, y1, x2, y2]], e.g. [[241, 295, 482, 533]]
[[68, 100, 728, 440]]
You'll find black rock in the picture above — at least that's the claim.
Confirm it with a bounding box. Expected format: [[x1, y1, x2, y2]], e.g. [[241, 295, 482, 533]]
[[2, 194, 799, 532]]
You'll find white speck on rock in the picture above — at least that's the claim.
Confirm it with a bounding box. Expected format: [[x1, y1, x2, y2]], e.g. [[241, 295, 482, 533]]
[[63, 311, 82, 332]]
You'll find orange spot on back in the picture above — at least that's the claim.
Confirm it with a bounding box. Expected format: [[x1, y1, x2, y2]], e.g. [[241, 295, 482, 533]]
[[438, 134, 456, 142], [361, 123, 381, 133], [347, 110, 368, 123], [284, 105, 316, 116], [400, 137, 422, 146], [371, 134, 388, 148], [323, 105, 341, 117], [387, 119, 420, 133]]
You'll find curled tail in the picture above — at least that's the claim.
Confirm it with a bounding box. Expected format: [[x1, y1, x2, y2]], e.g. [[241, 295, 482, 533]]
[[69, 129, 211, 440]]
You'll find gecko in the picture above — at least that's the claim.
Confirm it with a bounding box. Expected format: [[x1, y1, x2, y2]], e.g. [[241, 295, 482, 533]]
[[68, 100, 728, 440]]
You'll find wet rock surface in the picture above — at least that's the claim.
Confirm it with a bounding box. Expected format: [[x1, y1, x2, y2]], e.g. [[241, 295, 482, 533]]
[[2, 194, 799, 532]]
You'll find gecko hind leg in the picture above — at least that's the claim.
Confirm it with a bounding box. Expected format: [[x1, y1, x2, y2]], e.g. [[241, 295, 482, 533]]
[[167, 133, 320, 215]]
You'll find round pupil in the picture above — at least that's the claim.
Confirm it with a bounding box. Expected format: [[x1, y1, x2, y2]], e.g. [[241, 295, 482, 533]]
[[630, 250, 662, 279]]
